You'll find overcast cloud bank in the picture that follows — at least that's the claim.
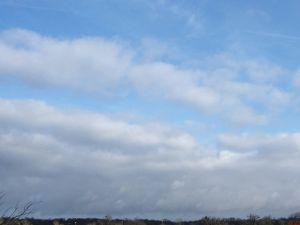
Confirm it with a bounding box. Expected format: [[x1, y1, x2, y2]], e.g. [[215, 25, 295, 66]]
[[1, 99, 300, 219]]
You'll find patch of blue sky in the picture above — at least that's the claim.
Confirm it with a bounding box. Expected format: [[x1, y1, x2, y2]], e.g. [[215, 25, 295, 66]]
[[0, 0, 228, 55]]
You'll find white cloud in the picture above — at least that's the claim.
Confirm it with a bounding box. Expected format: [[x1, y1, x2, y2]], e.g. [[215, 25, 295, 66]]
[[293, 69, 300, 87], [130, 62, 221, 112], [218, 133, 300, 157], [225, 105, 267, 126], [0, 29, 295, 126], [243, 59, 284, 83], [0, 29, 133, 95]]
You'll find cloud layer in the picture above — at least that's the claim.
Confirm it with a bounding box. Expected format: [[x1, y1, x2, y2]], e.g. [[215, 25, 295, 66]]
[[0, 29, 295, 126], [1, 0, 300, 220], [1, 99, 300, 219]]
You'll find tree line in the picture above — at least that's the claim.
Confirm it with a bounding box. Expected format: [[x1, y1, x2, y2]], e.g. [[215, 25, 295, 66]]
[[0, 215, 290, 225], [0, 193, 294, 225]]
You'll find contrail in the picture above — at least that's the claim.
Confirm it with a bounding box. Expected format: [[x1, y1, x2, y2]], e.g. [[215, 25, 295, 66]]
[[245, 30, 300, 41]]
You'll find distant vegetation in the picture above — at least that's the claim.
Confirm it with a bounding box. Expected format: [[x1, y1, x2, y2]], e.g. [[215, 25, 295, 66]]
[[0, 215, 290, 225], [0, 192, 295, 225]]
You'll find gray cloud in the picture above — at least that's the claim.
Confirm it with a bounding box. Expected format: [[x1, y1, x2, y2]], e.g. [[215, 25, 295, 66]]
[[1, 99, 300, 219]]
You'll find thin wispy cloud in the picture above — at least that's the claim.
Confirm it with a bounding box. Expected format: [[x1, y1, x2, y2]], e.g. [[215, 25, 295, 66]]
[[246, 30, 300, 41], [0, 0, 73, 14]]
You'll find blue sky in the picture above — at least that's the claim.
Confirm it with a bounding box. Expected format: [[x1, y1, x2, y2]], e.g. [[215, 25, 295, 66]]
[[1, 0, 300, 220]]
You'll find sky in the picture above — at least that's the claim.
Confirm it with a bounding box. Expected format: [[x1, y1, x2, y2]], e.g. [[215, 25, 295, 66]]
[[1, 0, 300, 220]]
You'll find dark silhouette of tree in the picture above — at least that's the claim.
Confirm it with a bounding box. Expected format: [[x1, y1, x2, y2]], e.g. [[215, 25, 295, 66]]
[[201, 216, 228, 225], [247, 214, 260, 225], [0, 192, 34, 225], [259, 216, 273, 225]]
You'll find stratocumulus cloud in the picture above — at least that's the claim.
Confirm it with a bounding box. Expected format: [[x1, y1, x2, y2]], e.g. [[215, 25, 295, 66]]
[[0, 29, 294, 126], [1, 99, 300, 219]]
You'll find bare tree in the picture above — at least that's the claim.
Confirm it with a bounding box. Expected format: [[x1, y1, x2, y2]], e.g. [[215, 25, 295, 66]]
[[259, 216, 273, 225], [0, 192, 34, 225], [247, 214, 260, 225]]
